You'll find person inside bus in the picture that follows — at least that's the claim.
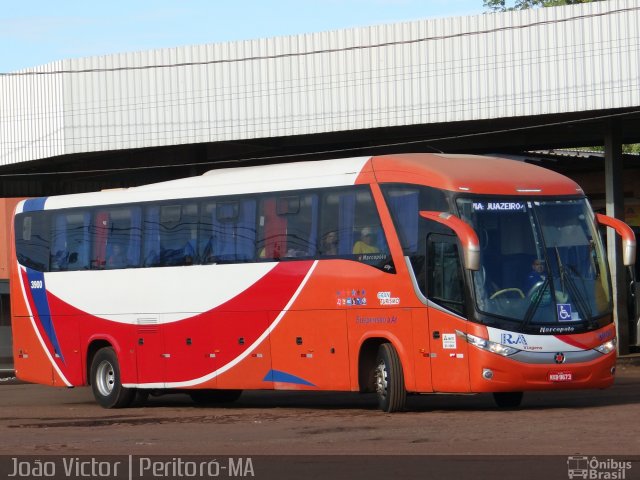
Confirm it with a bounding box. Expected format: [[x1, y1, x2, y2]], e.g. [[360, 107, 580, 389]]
[[107, 244, 126, 269], [525, 258, 546, 293], [353, 227, 379, 254], [321, 230, 338, 255]]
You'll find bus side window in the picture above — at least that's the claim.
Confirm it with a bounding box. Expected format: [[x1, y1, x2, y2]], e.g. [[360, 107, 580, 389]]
[[258, 197, 287, 260], [426, 234, 465, 316], [15, 212, 50, 272], [199, 202, 216, 264], [158, 203, 199, 266], [276, 193, 318, 258], [51, 212, 91, 271], [143, 207, 161, 267], [318, 186, 392, 272], [92, 211, 109, 269], [204, 198, 257, 263]]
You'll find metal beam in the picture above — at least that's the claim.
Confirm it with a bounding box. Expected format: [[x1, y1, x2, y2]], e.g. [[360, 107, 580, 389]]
[[604, 121, 629, 354]]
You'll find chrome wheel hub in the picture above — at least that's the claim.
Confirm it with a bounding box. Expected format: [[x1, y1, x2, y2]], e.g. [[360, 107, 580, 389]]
[[375, 361, 388, 398], [95, 360, 115, 397]]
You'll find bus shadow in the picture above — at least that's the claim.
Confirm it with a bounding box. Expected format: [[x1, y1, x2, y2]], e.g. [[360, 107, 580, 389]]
[[133, 374, 640, 412]]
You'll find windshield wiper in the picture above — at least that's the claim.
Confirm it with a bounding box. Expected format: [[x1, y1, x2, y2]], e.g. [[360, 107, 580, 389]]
[[554, 247, 592, 320], [522, 276, 549, 327]]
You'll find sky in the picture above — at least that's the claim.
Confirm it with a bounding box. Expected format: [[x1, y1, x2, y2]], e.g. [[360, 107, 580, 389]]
[[0, 0, 485, 73]]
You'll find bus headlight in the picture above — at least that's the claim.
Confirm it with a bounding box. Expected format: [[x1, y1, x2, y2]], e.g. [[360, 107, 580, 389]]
[[460, 332, 519, 357], [594, 338, 617, 355]]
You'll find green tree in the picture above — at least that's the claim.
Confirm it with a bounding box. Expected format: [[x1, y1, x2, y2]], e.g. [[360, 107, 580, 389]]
[[483, 0, 600, 12], [623, 144, 640, 154]]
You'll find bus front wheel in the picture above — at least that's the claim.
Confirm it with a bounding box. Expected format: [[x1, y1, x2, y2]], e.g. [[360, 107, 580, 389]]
[[374, 343, 406, 412], [90, 347, 135, 408]]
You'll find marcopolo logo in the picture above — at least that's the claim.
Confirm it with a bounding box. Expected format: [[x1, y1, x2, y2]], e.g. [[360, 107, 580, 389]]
[[567, 456, 632, 479]]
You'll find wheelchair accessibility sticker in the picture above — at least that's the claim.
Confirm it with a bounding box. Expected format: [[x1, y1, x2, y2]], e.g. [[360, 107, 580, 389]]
[[557, 304, 572, 322]]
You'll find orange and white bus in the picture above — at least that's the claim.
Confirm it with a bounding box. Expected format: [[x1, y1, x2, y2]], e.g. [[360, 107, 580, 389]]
[[10, 154, 636, 411]]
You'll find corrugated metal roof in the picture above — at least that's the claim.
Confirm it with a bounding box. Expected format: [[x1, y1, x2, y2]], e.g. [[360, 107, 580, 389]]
[[1, 0, 639, 166]]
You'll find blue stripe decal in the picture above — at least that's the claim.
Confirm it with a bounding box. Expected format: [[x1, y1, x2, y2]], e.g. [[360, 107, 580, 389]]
[[22, 197, 48, 212], [26, 268, 64, 361], [263, 369, 315, 387]]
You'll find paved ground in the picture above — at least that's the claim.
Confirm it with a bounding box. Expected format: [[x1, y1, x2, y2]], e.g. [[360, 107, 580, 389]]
[[0, 362, 639, 457]]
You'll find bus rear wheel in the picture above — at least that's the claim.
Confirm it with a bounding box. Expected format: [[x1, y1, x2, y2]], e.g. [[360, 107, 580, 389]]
[[493, 391, 523, 408], [90, 347, 135, 408], [374, 343, 406, 412]]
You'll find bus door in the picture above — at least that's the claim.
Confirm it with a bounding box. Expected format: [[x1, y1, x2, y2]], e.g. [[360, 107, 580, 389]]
[[425, 234, 471, 392]]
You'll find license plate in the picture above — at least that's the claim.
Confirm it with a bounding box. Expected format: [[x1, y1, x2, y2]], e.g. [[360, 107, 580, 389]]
[[548, 371, 573, 382]]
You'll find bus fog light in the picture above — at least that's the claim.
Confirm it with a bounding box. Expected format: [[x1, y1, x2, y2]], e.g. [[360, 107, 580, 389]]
[[482, 368, 494, 380]]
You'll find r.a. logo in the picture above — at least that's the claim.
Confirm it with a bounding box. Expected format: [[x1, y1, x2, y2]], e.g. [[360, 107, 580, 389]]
[[500, 333, 528, 346]]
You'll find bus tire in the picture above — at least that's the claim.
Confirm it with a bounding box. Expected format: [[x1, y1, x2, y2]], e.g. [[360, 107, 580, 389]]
[[374, 343, 406, 412], [493, 391, 523, 408], [90, 347, 135, 408], [189, 389, 243, 405]]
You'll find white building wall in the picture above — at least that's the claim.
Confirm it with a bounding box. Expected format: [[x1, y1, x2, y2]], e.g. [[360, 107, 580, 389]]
[[0, 62, 66, 166], [0, 0, 639, 165]]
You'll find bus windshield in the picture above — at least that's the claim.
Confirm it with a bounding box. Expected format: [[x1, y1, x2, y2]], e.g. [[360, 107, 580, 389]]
[[457, 198, 612, 325]]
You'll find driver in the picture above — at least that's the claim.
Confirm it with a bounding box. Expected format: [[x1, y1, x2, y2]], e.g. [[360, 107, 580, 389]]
[[525, 258, 546, 293]]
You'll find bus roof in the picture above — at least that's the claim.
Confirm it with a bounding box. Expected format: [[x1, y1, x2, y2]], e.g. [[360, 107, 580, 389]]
[[21, 154, 583, 212], [369, 153, 583, 196]]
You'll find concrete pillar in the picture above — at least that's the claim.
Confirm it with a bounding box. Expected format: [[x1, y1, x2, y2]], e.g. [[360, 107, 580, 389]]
[[604, 122, 629, 354]]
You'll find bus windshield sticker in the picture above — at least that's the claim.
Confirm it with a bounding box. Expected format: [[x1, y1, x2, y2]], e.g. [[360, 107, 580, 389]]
[[472, 201, 526, 212], [557, 303, 574, 322]]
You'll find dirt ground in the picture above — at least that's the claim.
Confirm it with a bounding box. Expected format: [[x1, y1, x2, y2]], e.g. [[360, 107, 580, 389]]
[[0, 362, 639, 457]]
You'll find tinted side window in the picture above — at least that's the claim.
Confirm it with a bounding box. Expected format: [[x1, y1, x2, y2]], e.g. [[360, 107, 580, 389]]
[[92, 207, 142, 269], [257, 193, 318, 260], [50, 212, 91, 271], [159, 203, 199, 266], [382, 184, 449, 256], [200, 198, 257, 263], [427, 234, 465, 315], [15, 212, 50, 272], [320, 187, 393, 272], [15, 186, 397, 273]]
